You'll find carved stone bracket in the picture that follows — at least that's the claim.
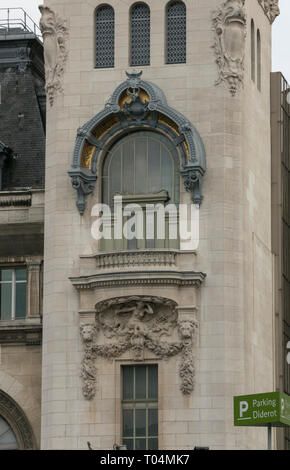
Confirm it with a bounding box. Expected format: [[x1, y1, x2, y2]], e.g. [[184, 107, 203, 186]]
[[181, 166, 204, 205], [69, 71, 206, 214], [39, 6, 68, 107], [80, 296, 198, 400], [212, 0, 247, 96], [258, 0, 280, 24]]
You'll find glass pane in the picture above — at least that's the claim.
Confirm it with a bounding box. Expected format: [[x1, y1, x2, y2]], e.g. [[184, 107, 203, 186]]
[[148, 366, 158, 399], [109, 148, 122, 203], [122, 439, 133, 451], [161, 147, 173, 197], [135, 438, 146, 450], [0, 270, 12, 282], [148, 409, 158, 436], [0, 418, 19, 450], [123, 410, 133, 438], [148, 140, 161, 193], [0, 283, 12, 320], [148, 438, 158, 450], [122, 140, 135, 194], [131, 4, 150, 67], [135, 409, 146, 437], [95, 6, 114, 68], [123, 367, 134, 400], [16, 269, 26, 281], [135, 366, 146, 399], [135, 138, 147, 194], [15, 283, 26, 319]]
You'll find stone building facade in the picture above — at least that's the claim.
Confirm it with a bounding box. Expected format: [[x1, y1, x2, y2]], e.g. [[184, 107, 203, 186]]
[[1, 0, 289, 451]]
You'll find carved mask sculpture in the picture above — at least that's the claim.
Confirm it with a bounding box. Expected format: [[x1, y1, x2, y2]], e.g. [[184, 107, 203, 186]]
[[213, 0, 246, 96]]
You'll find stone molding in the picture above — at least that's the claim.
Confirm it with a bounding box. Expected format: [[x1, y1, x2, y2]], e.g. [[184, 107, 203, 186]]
[[0, 322, 42, 346], [80, 296, 198, 400], [212, 0, 247, 96], [92, 250, 179, 269], [39, 6, 68, 107], [0, 390, 36, 449], [70, 270, 206, 290]]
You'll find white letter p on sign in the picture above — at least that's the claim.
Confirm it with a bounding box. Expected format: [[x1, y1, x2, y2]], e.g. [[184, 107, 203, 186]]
[[240, 401, 249, 418]]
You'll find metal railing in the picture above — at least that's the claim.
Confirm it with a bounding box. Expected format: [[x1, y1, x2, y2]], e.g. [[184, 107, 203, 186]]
[[0, 8, 41, 38]]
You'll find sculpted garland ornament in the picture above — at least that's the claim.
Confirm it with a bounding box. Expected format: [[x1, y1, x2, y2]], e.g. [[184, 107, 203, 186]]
[[80, 297, 198, 400]]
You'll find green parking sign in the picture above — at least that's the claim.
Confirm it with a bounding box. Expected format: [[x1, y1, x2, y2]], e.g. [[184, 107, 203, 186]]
[[234, 392, 290, 427]]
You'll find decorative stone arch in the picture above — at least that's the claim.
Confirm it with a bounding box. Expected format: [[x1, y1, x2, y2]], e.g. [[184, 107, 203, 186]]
[[68, 70, 206, 214], [0, 390, 37, 450]]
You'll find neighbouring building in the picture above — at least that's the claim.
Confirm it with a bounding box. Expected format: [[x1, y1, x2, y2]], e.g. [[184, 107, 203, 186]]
[[1, 0, 289, 451]]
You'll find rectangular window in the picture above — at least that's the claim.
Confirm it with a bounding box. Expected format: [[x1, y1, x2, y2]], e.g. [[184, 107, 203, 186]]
[[0, 268, 27, 321], [122, 365, 158, 450]]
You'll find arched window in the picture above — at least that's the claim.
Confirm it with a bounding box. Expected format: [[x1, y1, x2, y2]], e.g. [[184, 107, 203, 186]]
[[0, 416, 19, 450], [102, 131, 180, 250], [257, 29, 261, 91], [251, 19, 255, 82], [130, 3, 150, 67], [166, 1, 186, 64], [95, 5, 115, 68]]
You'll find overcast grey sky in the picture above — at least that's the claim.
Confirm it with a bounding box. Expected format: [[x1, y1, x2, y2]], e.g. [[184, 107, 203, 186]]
[[1, 0, 290, 83]]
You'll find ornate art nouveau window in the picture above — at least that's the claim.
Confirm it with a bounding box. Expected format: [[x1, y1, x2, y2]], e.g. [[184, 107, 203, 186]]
[[0, 416, 19, 450], [122, 365, 158, 450], [101, 131, 180, 250], [0, 268, 27, 321], [95, 5, 115, 69], [166, 1, 186, 64], [130, 3, 150, 66]]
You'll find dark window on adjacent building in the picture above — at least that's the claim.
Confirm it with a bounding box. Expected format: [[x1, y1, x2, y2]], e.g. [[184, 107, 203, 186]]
[[95, 5, 115, 68], [166, 1, 186, 64], [130, 3, 150, 66], [0, 268, 27, 321], [122, 365, 158, 450]]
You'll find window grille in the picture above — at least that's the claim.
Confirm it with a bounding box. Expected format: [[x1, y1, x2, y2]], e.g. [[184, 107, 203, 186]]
[[130, 3, 150, 66], [166, 1, 186, 64], [95, 5, 115, 68]]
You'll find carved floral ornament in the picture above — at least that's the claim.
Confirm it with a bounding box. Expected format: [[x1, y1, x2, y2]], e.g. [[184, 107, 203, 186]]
[[212, 0, 247, 96], [39, 6, 68, 107], [80, 296, 198, 400], [258, 0, 280, 24]]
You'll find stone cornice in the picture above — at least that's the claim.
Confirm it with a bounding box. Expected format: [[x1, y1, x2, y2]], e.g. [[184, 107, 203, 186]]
[[70, 270, 206, 290], [257, 0, 280, 24], [0, 321, 42, 345]]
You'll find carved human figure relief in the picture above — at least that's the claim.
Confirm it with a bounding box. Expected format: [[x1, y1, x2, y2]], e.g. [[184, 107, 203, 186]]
[[79, 297, 199, 400], [212, 0, 247, 96], [39, 6, 68, 106]]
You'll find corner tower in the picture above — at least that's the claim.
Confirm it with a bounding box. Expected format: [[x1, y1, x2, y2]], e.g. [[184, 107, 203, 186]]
[[40, 0, 280, 450]]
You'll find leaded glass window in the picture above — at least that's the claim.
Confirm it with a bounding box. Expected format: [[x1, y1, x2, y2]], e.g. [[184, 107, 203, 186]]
[[0, 417, 19, 450], [166, 1, 186, 64], [0, 268, 27, 321], [130, 3, 150, 66], [95, 5, 115, 68], [122, 365, 158, 450]]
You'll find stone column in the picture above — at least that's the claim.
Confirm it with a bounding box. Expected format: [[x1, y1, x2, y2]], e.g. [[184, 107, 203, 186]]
[[26, 259, 42, 318]]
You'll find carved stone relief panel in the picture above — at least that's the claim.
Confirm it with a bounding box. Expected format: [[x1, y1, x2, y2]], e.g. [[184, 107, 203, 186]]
[[212, 0, 247, 96], [39, 6, 68, 107], [258, 0, 280, 24], [80, 296, 199, 400]]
